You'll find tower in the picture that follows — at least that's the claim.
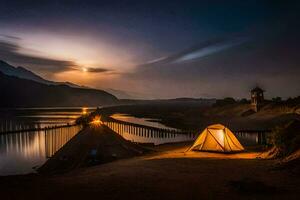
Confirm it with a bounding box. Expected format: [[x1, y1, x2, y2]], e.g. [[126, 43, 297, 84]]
[[251, 87, 264, 112]]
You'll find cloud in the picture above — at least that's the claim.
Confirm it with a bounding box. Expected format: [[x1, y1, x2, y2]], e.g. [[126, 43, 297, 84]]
[[143, 56, 168, 65], [127, 34, 300, 99], [0, 34, 21, 40], [138, 36, 249, 67], [85, 67, 112, 73], [0, 35, 111, 74], [0, 38, 75, 73], [172, 37, 248, 64]]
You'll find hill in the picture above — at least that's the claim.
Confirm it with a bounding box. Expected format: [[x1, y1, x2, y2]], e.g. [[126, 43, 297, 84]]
[[98, 98, 300, 131], [0, 71, 118, 107], [0, 60, 85, 88]]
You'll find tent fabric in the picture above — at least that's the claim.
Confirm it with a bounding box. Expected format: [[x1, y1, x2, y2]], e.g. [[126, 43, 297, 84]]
[[189, 124, 244, 152]]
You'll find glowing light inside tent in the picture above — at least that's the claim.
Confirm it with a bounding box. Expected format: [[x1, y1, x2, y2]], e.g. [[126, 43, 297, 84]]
[[214, 129, 225, 145]]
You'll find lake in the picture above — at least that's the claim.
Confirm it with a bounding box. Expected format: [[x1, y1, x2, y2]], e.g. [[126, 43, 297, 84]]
[[0, 107, 95, 176], [0, 107, 96, 131], [0, 109, 267, 175], [111, 113, 177, 130]]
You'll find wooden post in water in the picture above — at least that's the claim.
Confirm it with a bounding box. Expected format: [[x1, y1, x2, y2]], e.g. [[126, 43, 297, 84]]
[[257, 132, 262, 145], [132, 126, 134, 135], [120, 123, 123, 135], [133, 125, 135, 135]]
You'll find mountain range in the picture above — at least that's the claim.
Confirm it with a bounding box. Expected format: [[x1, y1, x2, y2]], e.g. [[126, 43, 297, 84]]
[[0, 60, 218, 107], [0, 60, 83, 87], [0, 60, 118, 107], [0, 60, 133, 99]]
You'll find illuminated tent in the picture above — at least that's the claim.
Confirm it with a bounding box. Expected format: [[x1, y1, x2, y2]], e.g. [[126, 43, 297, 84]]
[[189, 124, 244, 152]]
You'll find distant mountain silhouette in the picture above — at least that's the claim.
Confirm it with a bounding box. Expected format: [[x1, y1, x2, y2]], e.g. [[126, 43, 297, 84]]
[[0, 60, 135, 98], [0, 71, 118, 107], [0, 60, 86, 88]]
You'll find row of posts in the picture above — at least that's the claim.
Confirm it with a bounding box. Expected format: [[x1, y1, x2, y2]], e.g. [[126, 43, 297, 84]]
[[103, 120, 196, 139], [0, 120, 75, 134], [45, 125, 82, 158], [0, 121, 39, 134], [103, 120, 270, 145]]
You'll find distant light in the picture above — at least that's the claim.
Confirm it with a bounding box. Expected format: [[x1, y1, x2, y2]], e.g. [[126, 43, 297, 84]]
[[82, 107, 88, 115], [91, 115, 102, 126]]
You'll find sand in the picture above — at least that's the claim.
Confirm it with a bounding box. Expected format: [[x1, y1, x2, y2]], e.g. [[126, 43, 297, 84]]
[[0, 126, 299, 200]]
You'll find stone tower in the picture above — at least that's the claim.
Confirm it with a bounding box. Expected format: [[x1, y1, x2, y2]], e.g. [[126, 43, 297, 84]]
[[251, 87, 264, 112]]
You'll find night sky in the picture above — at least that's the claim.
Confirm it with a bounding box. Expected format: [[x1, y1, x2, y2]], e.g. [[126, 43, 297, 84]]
[[0, 0, 299, 99]]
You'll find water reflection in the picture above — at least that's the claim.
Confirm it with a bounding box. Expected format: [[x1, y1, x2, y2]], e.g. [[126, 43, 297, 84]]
[[0, 107, 95, 133], [111, 113, 177, 130], [0, 120, 60, 133], [235, 132, 267, 146], [0, 107, 91, 175], [0, 125, 81, 176]]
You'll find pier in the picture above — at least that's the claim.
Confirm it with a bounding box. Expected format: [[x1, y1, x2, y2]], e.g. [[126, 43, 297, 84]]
[[0, 122, 78, 135]]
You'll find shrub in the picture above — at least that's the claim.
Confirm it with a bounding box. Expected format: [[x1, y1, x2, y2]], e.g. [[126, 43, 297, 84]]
[[272, 97, 282, 103], [270, 120, 300, 157], [286, 96, 300, 107], [239, 98, 249, 104], [213, 97, 236, 107]]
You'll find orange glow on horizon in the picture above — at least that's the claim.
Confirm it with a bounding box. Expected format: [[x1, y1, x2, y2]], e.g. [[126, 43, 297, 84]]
[[53, 70, 120, 88]]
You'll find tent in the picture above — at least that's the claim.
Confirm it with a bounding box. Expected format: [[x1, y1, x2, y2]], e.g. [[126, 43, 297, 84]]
[[189, 124, 244, 152]]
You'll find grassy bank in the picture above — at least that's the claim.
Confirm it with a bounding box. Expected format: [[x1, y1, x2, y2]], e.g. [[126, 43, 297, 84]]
[[99, 100, 300, 131]]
